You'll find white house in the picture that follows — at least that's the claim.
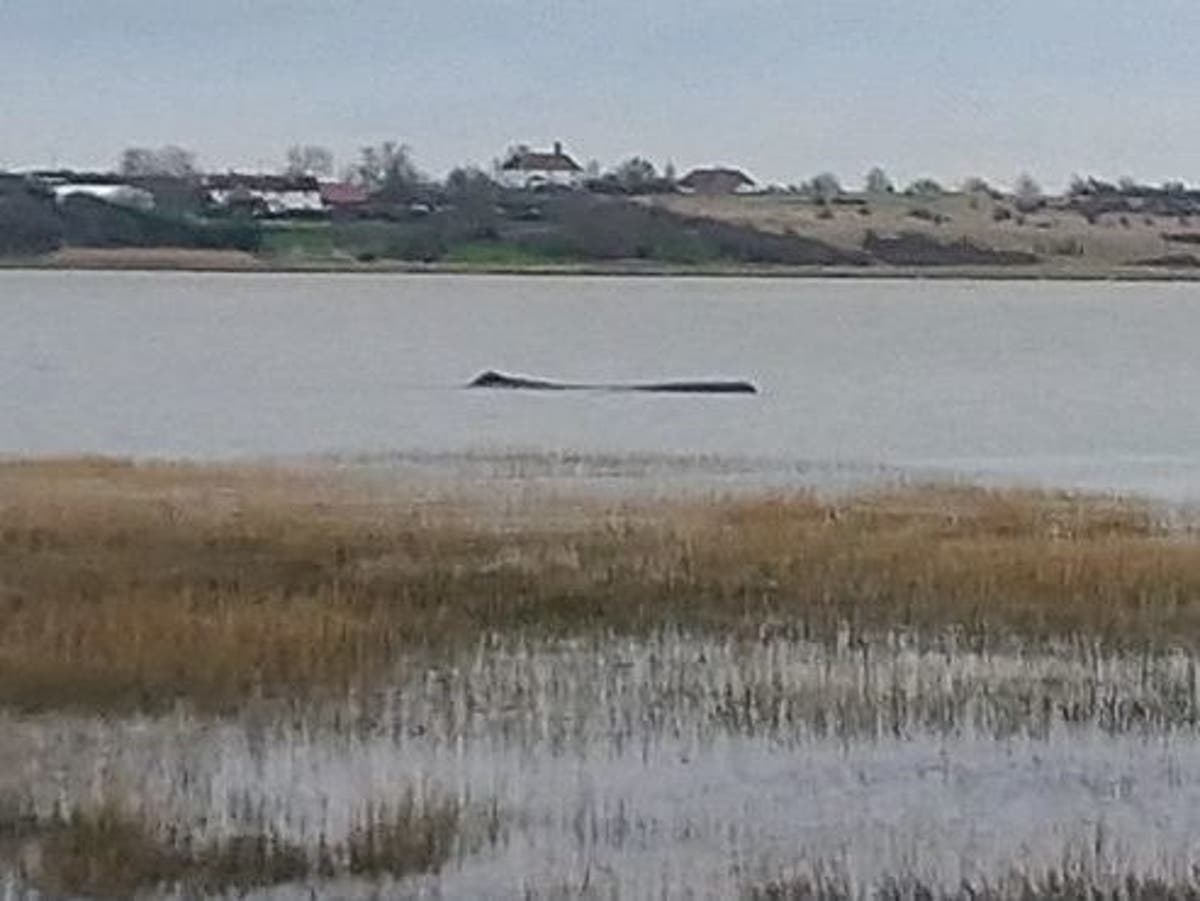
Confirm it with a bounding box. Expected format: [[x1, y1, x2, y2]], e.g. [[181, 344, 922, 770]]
[[205, 174, 325, 216], [498, 142, 583, 190], [51, 183, 156, 210], [31, 173, 155, 210]]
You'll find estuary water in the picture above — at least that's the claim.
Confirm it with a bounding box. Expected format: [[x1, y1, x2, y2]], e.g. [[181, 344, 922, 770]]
[[3, 270, 1200, 496], [7, 271, 1200, 898]]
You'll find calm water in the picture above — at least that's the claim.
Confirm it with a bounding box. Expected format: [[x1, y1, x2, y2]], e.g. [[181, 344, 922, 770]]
[[4, 270, 1200, 495]]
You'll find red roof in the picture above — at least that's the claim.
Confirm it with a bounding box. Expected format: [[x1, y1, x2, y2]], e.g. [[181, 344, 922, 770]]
[[320, 182, 370, 205]]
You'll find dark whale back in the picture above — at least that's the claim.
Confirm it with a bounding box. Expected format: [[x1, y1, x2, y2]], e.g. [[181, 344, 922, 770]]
[[466, 370, 757, 394]]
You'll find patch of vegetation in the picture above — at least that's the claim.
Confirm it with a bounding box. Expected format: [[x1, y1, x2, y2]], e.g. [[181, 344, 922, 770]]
[[863, 229, 1039, 265], [59, 195, 261, 251], [441, 241, 567, 266], [907, 206, 950, 225], [0, 460, 1196, 716], [514, 196, 866, 266], [0, 790, 468, 897], [0, 179, 61, 255], [259, 221, 336, 258], [747, 869, 1200, 900], [1160, 231, 1200, 245], [0, 179, 261, 255], [1132, 252, 1200, 267]]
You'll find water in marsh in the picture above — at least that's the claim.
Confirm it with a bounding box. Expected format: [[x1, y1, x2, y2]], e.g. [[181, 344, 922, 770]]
[[9, 271, 1200, 897], [6, 632, 1200, 898], [4, 271, 1200, 497]]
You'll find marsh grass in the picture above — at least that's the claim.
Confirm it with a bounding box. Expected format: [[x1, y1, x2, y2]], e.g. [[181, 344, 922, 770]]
[[1, 458, 1198, 714], [0, 788, 468, 897], [748, 870, 1200, 900]]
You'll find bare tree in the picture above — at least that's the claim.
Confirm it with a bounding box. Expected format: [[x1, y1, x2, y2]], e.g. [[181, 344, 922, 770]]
[[352, 142, 423, 200], [806, 172, 842, 202], [284, 145, 334, 178], [864, 167, 893, 194], [1013, 172, 1042, 211], [905, 177, 943, 197], [611, 157, 658, 193], [961, 176, 992, 195], [119, 145, 197, 178], [444, 166, 497, 203]]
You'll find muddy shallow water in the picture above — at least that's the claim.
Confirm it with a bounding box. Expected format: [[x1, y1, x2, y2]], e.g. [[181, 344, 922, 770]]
[[7, 632, 1200, 898]]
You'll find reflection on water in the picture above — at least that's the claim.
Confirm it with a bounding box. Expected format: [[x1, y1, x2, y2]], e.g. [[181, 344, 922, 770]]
[[4, 272, 1200, 498], [7, 632, 1200, 898]]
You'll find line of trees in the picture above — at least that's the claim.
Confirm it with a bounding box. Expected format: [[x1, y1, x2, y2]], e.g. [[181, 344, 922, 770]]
[[108, 143, 688, 199], [58, 141, 1200, 207], [116, 143, 1195, 213]]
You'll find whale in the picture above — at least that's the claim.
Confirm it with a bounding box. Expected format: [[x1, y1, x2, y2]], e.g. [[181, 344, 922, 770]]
[[467, 370, 757, 394]]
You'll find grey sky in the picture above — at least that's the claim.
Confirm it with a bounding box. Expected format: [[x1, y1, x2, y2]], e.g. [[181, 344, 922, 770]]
[[3, 1, 1199, 189]]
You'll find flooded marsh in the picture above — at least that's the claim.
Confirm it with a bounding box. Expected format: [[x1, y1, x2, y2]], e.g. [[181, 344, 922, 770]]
[[5, 460, 1200, 897]]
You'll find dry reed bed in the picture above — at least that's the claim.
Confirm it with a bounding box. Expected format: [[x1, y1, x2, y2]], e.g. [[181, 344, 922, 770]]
[[1, 457, 1197, 714]]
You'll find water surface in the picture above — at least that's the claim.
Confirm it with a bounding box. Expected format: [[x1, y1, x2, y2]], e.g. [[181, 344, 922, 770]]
[[3, 271, 1200, 496]]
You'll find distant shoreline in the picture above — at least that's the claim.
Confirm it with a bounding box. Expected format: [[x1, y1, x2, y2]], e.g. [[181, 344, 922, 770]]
[[4, 247, 1200, 281]]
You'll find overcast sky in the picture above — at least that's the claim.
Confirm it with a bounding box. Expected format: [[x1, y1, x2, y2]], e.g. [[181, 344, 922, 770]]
[[3, 0, 1199, 189]]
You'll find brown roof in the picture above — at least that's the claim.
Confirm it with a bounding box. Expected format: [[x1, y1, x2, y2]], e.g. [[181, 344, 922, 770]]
[[501, 149, 582, 173]]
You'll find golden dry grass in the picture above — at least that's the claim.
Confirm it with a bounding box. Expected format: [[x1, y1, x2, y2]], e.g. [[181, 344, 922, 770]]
[[44, 246, 264, 270], [1, 458, 1198, 714], [648, 192, 1185, 270]]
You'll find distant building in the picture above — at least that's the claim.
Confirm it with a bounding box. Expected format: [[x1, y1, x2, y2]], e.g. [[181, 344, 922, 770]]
[[498, 141, 583, 190], [51, 183, 156, 211], [678, 167, 756, 195], [28, 171, 156, 210], [205, 174, 324, 217], [319, 181, 370, 211]]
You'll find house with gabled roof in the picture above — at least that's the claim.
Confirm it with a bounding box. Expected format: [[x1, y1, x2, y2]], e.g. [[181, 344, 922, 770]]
[[498, 141, 583, 190]]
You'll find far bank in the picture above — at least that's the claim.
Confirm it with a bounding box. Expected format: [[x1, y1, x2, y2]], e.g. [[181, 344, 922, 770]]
[[5, 245, 1200, 281]]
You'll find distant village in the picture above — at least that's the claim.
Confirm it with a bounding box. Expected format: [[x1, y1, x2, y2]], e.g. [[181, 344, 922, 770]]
[[9, 139, 1200, 269], [9, 136, 1200, 222], [3, 141, 760, 221]]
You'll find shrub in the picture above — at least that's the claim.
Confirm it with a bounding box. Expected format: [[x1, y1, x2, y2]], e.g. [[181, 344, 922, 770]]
[[863, 229, 1038, 265], [58, 195, 261, 251], [0, 185, 63, 255], [908, 207, 949, 224]]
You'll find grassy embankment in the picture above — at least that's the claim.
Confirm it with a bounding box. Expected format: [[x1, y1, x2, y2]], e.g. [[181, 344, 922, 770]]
[[0, 457, 1195, 717], [11, 171, 1200, 276], [650, 190, 1200, 274]]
